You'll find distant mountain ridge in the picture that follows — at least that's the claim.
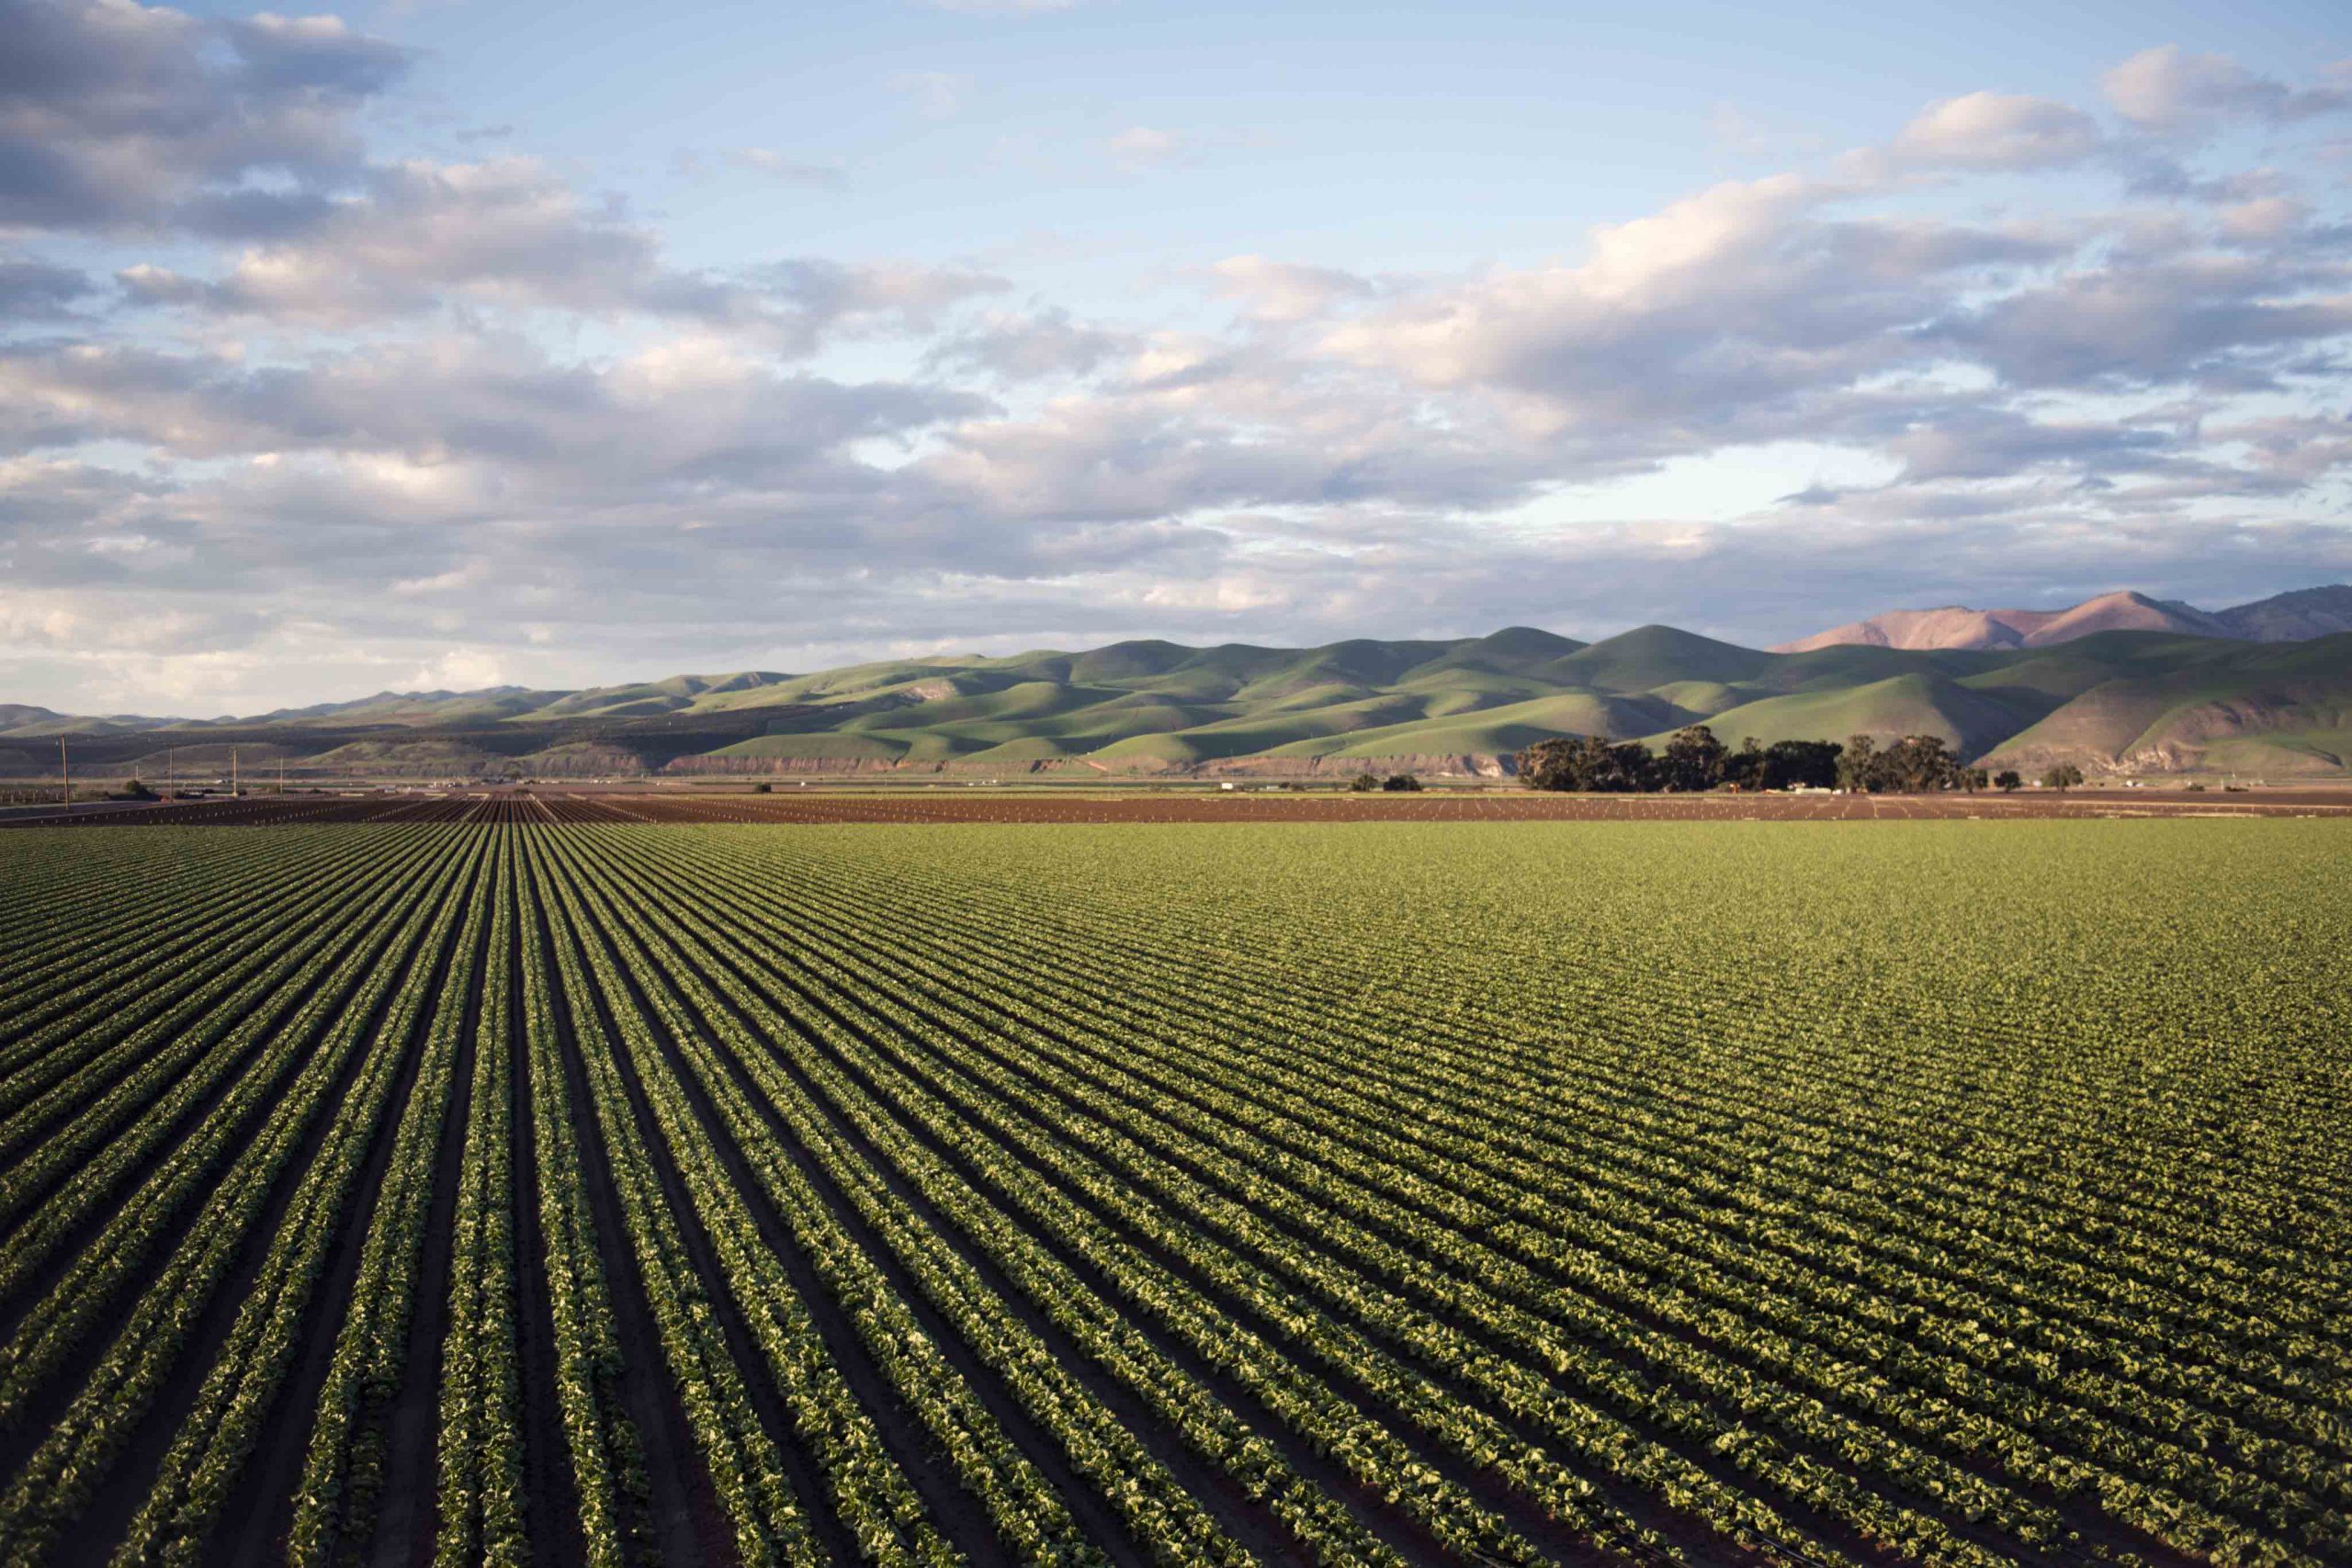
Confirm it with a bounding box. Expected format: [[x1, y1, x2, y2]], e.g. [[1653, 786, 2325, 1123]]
[[6, 593, 2350, 779], [1773, 585, 2352, 653]]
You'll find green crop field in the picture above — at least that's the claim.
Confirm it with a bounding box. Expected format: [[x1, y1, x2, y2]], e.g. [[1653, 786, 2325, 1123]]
[[0, 820, 2346, 1567]]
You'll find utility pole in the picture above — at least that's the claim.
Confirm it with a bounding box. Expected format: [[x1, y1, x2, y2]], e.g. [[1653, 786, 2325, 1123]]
[[167, 745, 175, 797], [60, 738, 69, 807], [232, 746, 239, 797], [278, 755, 286, 795]]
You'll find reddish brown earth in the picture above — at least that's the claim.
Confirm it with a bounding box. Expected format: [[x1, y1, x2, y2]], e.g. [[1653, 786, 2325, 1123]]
[[8, 786, 2349, 827]]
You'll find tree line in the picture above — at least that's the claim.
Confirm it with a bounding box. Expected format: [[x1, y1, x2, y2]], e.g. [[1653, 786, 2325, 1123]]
[[1519, 727, 2082, 794]]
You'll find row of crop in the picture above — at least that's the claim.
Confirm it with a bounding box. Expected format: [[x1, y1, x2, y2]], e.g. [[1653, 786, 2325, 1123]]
[[0, 829, 369, 1047], [432, 838, 527, 1568], [561, 828, 1609, 1568], [0, 830, 475, 1411], [539, 827, 1258, 1568], [523, 839, 826, 1568], [570, 825, 1692, 1568], [840, 834, 2352, 1337], [1043, 939, 2352, 1448], [795, 838, 2352, 1421], [920, 967, 2323, 1564], [816, 857, 2352, 1549], [0, 825, 451, 1178], [0, 830, 486, 1566], [0, 824, 319, 981], [512, 834, 657, 1568], [279, 832, 500, 1568], [107, 833, 495, 1566], [866, 824, 2352, 1292], [537, 829, 1073, 1567], [605, 829, 1979, 1568], [740, 836, 2341, 1565], [1078, 834, 2352, 1281]]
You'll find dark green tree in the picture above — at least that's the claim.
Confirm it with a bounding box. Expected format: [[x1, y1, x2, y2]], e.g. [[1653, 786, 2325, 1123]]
[[1380, 773, 1423, 792], [1517, 734, 1657, 792], [1763, 739, 1843, 789], [1660, 725, 1728, 792], [1721, 736, 1767, 790], [1881, 734, 1961, 792], [1995, 770, 2022, 792], [1837, 734, 1880, 793]]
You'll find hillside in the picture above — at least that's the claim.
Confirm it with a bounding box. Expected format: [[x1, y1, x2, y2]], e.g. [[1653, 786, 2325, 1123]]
[[9, 614, 2349, 781]]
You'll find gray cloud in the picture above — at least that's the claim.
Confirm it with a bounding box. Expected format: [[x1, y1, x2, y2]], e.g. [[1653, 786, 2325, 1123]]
[[1926, 256, 2352, 389], [109, 156, 1009, 352], [924, 308, 1132, 380], [2103, 47, 2352, 133], [0, 0, 410, 234], [0, 256, 93, 317], [0, 334, 989, 493]]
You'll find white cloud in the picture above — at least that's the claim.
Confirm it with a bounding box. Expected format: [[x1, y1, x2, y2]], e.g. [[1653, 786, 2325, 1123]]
[[1209, 255, 1374, 322], [407, 648, 506, 689], [1888, 92, 2102, 171]]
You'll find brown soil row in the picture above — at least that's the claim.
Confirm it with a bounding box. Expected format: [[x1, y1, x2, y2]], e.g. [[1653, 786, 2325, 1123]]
[[8, 786, 2349, 829]]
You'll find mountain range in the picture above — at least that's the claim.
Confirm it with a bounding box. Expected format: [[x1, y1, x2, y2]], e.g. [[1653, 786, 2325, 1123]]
[[1772, 585, 2352, 652], [6, 584, 2350, 781]]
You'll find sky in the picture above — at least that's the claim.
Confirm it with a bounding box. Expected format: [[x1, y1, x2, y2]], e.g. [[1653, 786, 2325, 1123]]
[[4, 0, 2351, 714]]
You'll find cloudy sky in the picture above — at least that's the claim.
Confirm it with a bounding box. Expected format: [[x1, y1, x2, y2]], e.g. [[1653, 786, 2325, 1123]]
[[4, 0, 2350, 713]]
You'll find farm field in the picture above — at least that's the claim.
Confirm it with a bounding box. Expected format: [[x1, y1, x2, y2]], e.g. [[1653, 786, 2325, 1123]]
[[0, 819, 2346, 1567]]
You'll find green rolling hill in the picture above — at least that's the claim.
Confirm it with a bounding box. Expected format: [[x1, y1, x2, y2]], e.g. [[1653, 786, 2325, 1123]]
[[9, 619, 2350, 781]]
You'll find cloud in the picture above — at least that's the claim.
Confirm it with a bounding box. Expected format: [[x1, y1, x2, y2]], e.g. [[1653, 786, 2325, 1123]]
[[1882, 409, 2184, 483], [1926, 254, 2352, 388], [0, 333, 989, 487], [0, 256, 94, 317], [1209, 255, 1375, 322], [0, 0, 411, 233], [1887, 92, 2102, 171], [109, 157, 1005, 350], [1318, 175, 2070, 453], [2103, 46, 2352, 132], [222, 11, 409, 96], [925, 308, 1131, 379]]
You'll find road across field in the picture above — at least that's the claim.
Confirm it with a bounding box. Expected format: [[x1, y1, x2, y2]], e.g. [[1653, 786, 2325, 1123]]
[[7, 784, 2348, 827]]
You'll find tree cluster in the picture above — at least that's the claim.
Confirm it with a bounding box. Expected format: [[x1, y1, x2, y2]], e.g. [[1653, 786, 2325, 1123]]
[[1834, 734, 1971, 794], [1521, 726, 2001, 795], [1520, 728, 1846, 793]]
